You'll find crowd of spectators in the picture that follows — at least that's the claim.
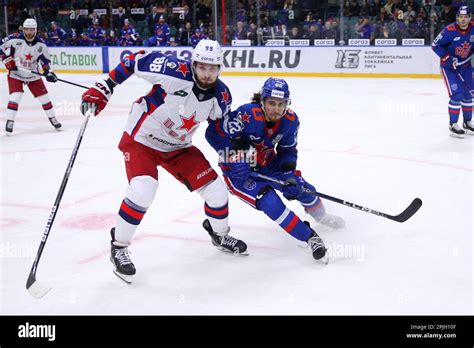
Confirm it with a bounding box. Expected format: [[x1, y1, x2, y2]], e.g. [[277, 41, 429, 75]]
[[343, 0, 467, 44], [3, 0, 214, 47], [1, 0, 468, 47]]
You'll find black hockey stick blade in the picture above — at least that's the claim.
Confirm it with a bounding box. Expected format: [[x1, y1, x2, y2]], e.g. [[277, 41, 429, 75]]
[[388, 198, 423, 223]]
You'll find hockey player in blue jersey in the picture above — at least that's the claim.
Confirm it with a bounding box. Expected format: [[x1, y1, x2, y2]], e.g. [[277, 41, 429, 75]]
[[432, 5, 473, 138], [206, 77, 345, 262]]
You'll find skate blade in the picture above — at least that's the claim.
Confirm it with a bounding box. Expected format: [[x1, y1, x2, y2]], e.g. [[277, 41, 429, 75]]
[[449, 132, 464, 139], [214, 245, 249, 257], [318, 254, 329, 265], [112, 269, 133, 284], [5, 132, 12, 137], [463, 129, 474, 135]]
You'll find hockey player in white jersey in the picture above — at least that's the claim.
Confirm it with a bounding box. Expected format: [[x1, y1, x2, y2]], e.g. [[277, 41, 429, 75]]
[[1, 18, 62, 135], [81, 39, 247, 283]]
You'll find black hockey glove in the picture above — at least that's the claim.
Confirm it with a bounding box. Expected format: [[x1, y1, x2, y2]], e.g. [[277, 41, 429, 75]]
[[44, 71, 58, 83]]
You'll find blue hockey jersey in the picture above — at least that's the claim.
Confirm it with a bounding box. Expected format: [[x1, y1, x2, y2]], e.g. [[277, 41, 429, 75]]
[[432, 22, 473, 69], [206, 102, 299, 170]]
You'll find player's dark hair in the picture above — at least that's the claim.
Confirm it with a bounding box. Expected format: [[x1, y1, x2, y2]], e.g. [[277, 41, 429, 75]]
[[251, 92, 262, 104]]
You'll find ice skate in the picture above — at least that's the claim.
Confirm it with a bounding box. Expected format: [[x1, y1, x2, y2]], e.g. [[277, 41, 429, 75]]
[[449, 123, 465, 138], [110, 227, 136, 284], [306, 206, 345, 229], [304, 221, 328, 264], [5, 120, 14, 136], [48, 117, 62, 130], [314, 212, 345, 229], [463, 120, 474, 135], [203, 219, 249, 256]]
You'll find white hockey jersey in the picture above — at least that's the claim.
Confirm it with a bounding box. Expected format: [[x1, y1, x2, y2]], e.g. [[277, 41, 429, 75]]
[[108, 50, 232, 152], [1, 34, 51, 82]]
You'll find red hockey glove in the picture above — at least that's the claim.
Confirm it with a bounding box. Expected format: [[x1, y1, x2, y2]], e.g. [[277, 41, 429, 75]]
[[3, 55, 17, 71], [81, 79, 114, 116]]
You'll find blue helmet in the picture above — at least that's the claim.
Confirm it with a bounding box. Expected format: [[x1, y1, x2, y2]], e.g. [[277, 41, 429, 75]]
[[457, 5, 472, 16], [260, 77, 291, 101]]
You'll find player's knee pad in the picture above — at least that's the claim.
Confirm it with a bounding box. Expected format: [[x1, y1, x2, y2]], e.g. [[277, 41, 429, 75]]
[[37, 93, 51, 105], [197, 177, 228, 207], [9, 92, 23, 104], [255, 186, 286, 220], [126, 175, 158, 209]]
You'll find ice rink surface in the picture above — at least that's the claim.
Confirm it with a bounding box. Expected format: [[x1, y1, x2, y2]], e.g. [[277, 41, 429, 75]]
[[0, 73, 472, 314]]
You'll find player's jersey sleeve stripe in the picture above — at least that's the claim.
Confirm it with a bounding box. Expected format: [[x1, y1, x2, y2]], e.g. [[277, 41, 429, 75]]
[[109, 50, 144, 84]]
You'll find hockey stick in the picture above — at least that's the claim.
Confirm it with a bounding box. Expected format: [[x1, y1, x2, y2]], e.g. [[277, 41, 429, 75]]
[[17, 67, 88, 89], [250, 172, 422, 223], [26, 110, 93, 298]]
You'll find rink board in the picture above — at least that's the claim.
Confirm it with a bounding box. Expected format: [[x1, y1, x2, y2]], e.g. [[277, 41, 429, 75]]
[[0, 46, 460, 78]]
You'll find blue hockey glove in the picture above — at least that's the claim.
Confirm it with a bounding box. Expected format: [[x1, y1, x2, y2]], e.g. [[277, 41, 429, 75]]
[[225, 152, 251, 186], [279, 170, 306, 200]]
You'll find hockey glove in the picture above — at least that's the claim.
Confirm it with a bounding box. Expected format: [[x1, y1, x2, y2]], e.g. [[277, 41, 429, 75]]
[[441, 55, 458, 70], [81, 79, 114, 116], [3, 55, 17, 71], [225, 152, 251, 186], [279, 170, 306, 200], [44, 71, 58, 83]]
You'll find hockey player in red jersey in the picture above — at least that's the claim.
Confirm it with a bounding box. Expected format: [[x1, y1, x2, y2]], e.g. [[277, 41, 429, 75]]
[[81, 39, 247, 283], [1, 18, 61, 135]]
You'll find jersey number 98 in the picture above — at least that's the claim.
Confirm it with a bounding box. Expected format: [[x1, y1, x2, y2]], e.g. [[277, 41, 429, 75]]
[[149, 56, 166, 72]]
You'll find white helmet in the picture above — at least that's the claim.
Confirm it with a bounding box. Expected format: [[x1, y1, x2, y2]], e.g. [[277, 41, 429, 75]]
[[191, 39, 223, 67], [23, 18, 37, 29], [23, 18, 37, 41]]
